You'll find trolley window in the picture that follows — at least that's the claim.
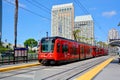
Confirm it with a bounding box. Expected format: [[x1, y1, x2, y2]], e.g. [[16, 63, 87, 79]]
[[62, 44, 68, 53], [41, 39, 54, 52], [57, 43, 60, 53], [80, 46, 84, 54], [89, 48, 92, 53], [73, 46, 77, 55]]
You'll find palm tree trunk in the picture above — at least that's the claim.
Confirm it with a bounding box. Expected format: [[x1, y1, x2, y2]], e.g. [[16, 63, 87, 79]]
[[14, 0, 18, 48]]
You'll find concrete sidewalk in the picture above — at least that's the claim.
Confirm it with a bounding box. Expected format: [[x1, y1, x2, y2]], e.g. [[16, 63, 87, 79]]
[[1, 56, 120, 80], [0, 61, 40, 72], [93, 56, 120, 80]]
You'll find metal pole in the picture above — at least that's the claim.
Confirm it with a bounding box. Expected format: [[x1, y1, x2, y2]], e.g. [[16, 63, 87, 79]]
[[46, 32, 48, 37], [14, 0, 18, 64], [14, 0, 18, 48], [0, 0, 2, 45]]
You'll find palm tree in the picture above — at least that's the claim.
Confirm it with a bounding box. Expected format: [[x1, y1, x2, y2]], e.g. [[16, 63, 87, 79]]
[[97, 41, 107, 47], [85, 37, 89, 43], [73, 29, 80, 41], [78, 36, 82, 42], [81, 36, 85, 42], [90, 37, 94, 45]]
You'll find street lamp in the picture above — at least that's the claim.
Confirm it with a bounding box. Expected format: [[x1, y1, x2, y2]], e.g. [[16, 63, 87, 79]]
[[46, 32, 48, 37]]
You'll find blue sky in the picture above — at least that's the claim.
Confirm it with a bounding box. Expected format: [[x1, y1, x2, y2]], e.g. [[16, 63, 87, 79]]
[[2, 0, 120, 45]]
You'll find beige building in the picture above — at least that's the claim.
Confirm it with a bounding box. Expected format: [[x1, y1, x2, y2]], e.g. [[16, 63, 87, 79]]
[[51, 3, 74, 39], [74, 15, 94, 45]]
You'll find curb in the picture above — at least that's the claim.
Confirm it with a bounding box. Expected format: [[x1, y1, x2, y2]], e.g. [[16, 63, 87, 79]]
[[75, 57, 114, 80], [0, 63, 40, 72]]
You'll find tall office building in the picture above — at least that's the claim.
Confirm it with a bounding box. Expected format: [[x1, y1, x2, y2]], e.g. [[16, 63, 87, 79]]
[[74, 15, 94, 45], [108, 28, 119, 42], [0, 0, 2, 43], [51, 3, 74, 39]]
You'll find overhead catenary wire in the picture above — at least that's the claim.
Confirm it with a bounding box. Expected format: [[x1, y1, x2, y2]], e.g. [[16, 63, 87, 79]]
[[26, 0, 51, 14], [28, 0, 59, 22], [74, 0, 89, 15], [73, 0, 107, 38], [32, 0, 51, 12], [4, 0, 51, 21], [4, 0, 107, 39]]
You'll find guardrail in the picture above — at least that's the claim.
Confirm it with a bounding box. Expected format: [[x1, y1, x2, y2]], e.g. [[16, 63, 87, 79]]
[[0, 53, 38, 65]]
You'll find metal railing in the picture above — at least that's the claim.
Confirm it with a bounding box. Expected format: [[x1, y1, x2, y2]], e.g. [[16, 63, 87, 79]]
[[0, 53, 38, 65]]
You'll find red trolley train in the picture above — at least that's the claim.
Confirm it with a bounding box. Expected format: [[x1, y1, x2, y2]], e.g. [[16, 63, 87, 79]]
[[38, 36, 107, 65]]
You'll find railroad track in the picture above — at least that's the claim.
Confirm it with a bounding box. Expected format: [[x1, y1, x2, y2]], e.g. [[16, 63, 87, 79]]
[[0, 56, 109, 80], [40, 57, 108, 80]]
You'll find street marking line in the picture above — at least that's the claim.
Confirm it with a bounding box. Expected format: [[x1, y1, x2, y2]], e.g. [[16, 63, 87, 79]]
[[0, 63, 40, 72], [75, 57, 114, 80]]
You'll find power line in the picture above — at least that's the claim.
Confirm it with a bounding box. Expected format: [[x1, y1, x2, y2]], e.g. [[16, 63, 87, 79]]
[[20, 6, 50, 20], [74, 0, 89, 15], [29, 0, 59, 21], [25, 0, 61, 21], [32, 0, 51, 12], [26, 0, 51, 14], [73, 0, 107, 38], [4, 0, 51, 21]]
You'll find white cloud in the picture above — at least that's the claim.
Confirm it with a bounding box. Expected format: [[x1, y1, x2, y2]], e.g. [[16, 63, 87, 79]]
[[102, 11, 117, 17]]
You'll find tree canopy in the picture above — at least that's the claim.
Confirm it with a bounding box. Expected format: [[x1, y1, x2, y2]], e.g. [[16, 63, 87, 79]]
[[24, 38, 38, 48], [97, 41, 108, 47]]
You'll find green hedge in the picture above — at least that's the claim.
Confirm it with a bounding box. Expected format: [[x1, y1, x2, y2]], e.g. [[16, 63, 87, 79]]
[[0, 46, 12, 53]]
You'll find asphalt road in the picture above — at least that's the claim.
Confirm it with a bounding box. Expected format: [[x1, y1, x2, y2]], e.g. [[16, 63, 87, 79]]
[[0, 56, 109, 80]]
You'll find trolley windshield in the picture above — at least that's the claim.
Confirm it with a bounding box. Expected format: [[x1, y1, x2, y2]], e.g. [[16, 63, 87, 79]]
[[41, 38, 55, 53]]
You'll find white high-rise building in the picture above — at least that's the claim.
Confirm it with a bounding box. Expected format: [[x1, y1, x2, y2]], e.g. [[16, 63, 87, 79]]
[[74, 15, 94, 45], [51, 3, 74, 39], [108, 28, 119, 42]]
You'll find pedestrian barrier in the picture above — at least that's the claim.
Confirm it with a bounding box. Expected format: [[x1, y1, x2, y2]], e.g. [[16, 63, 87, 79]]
[[0, 53, 38, 65]]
